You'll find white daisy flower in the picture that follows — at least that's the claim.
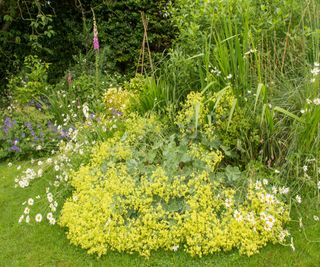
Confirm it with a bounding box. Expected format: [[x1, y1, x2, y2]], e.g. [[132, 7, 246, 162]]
[[47, 212, 53, 220], [18, 215, 24, 223], [24, 207, 30, 214], [255, 180, 262, 190], [295, 195, 302, 204], [272, 186, 278, 194], [311, 67, 320, 76], [313, 215, 319, 221], [35, 213, 43, 222], [279, 230, 290, 242], [234, 210, 243, 222], [265, 215, 275, 229], [47, 196, 53, 203], [262, 179, 268, 185], [279, 186, 289, 194], [27, 198, 34, 206], [37, 169, 43, 177], [8, 162, 12, 167], [49, 218, 56, 225], [49, 203, 56, 212], [225, 198, 232, 208], [265, 194, 274, 204], [171, 244, 179, 252], [303, 165, 308, 172], [25, 215, 30, 224]]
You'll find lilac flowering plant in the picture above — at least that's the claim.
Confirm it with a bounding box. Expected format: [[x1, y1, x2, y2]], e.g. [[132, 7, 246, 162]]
[[0, 104, 71, 160]]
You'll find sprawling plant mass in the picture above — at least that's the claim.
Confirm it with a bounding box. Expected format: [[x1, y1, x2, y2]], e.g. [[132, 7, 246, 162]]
[[60, 100, 290, 257]]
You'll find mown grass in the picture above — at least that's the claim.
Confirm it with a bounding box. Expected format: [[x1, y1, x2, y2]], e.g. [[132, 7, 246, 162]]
[[0, 161, 319, 267]]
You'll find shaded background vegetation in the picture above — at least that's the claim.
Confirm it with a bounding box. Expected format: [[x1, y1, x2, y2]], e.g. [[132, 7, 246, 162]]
[[0, 0, 176, 106]]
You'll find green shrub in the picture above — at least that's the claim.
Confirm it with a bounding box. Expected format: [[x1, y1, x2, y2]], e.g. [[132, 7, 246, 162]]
[[7, 55, 50, 104]]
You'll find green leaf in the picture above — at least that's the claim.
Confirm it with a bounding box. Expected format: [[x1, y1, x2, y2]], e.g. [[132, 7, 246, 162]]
[[4, 15, 13, 22], [254, 83, 264, 113], [227, 98, 237, 130], [273, 106, 304, 123]]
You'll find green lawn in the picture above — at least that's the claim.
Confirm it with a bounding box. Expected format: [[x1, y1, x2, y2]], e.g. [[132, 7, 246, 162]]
[[1, 161, 319, 267]]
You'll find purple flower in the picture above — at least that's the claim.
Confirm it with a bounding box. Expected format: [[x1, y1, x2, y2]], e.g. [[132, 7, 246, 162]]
[[35, 102, 42, 110], [3, 117, 14, 134], [24, 122, 33, 131], [10, 145, 21, 152], [4, 117, 12, 128], [93, 36, 99, 50], [111, 108, 123, 117], [92, 11, 99, 50], [60, 129, 69, 138]]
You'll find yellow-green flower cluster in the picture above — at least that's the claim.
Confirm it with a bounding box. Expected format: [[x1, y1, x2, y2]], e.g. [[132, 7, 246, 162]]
[[104, 87, 136, 116], [59, 113, 290, 258], [209, 88, 257, 147], [176, 91, 208, 135], [176, 89, 258, 149], [60, 161, 290, 257], [189, 143, 223, 172], [123, 74, 145, 92]]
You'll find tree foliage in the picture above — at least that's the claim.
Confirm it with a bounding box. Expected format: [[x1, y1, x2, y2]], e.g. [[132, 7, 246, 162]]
[[0, 0, 176, 106]]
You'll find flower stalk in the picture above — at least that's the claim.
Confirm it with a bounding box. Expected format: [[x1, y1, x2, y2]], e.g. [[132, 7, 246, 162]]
[[92, 8, 100, 88]]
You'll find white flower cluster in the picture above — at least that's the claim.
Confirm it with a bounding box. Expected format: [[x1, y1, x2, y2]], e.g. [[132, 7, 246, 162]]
[[255, 180, 289, 195], [18, 191, 57, 225], [310, 62, 320, 83], [261, 213, 276, 231], [15, 168, 42, 188]]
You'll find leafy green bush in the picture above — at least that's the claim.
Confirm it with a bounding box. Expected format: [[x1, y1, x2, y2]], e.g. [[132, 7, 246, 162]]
[[7, 55, 50, 104]]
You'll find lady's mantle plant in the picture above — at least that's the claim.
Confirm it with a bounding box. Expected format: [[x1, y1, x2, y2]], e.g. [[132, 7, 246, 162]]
[[59, 92, 291, 257]]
